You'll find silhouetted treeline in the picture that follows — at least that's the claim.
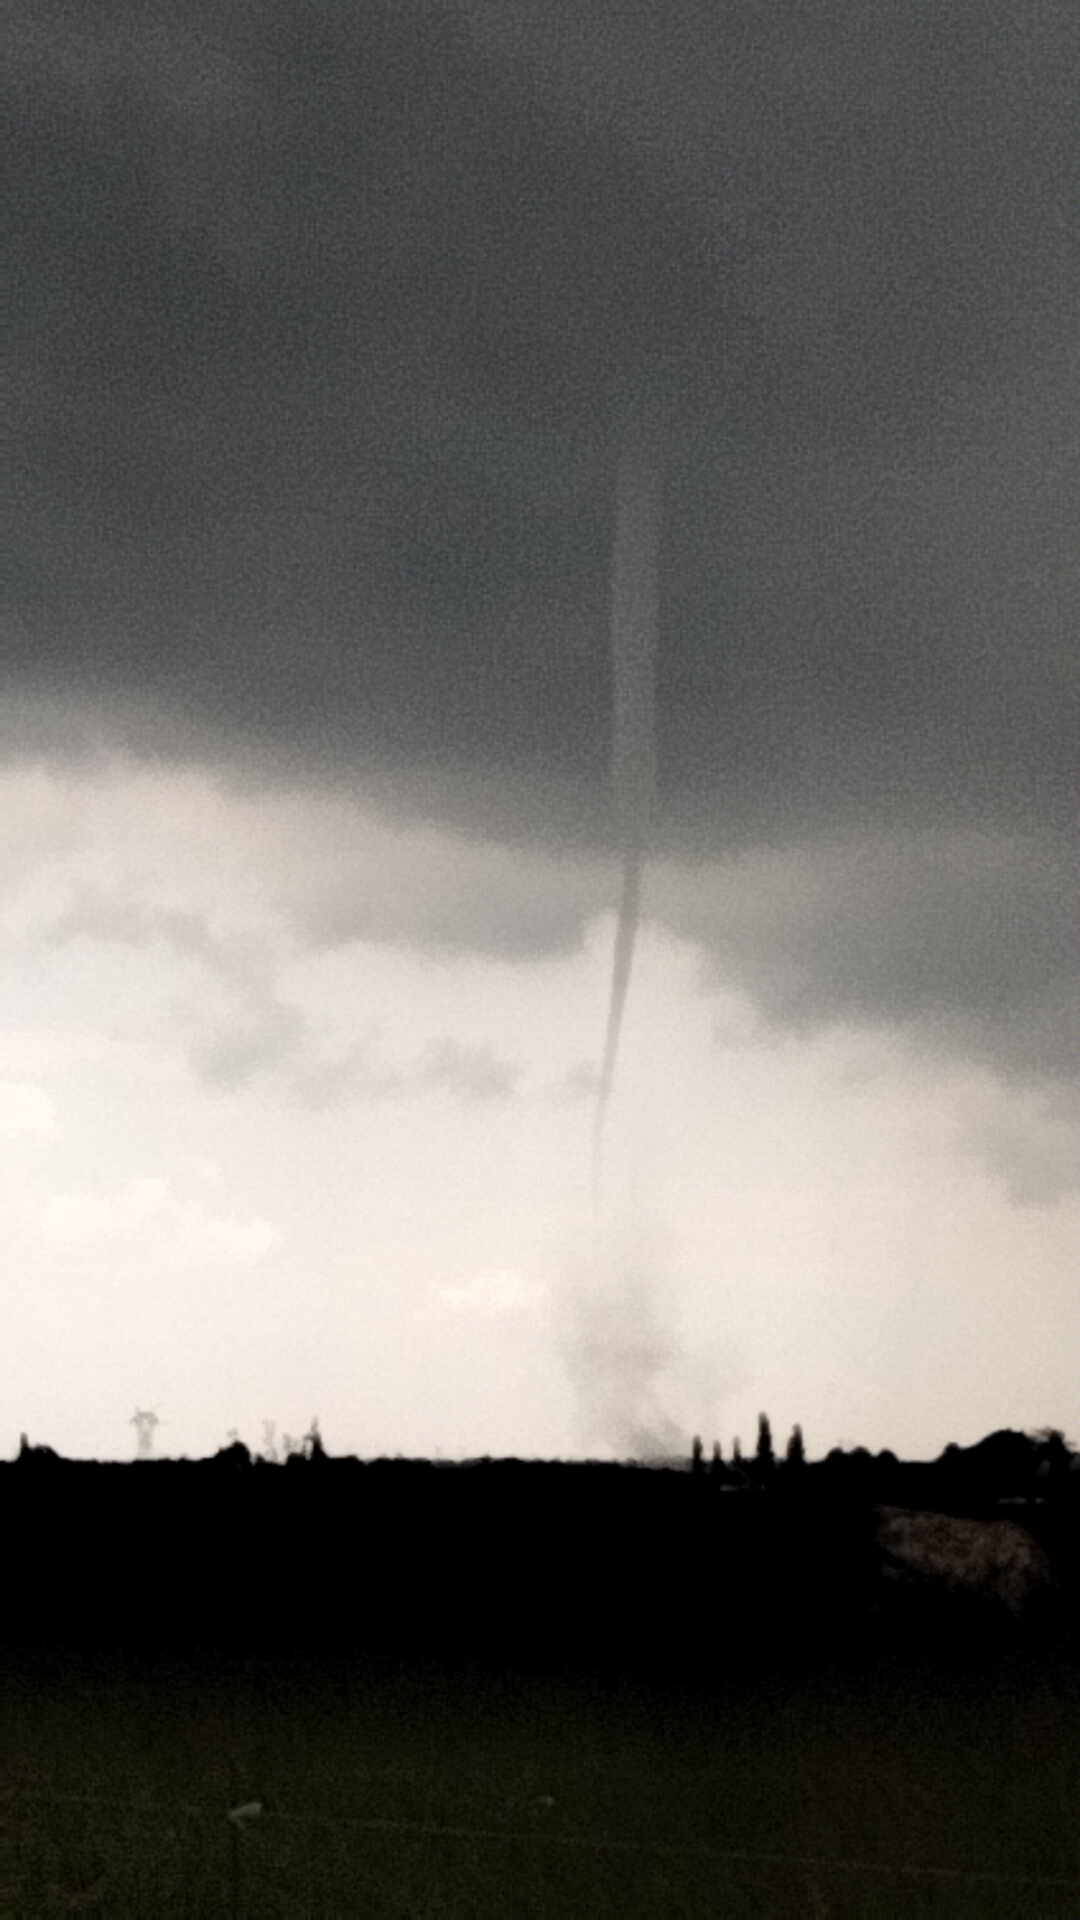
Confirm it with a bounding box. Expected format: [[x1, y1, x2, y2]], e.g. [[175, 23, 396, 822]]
[[5, 1428, 1077, 1682]]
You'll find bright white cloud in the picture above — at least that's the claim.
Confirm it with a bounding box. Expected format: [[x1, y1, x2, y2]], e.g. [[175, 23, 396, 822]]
[[0, 1080, 60, 1140], [433, 1268, 545, 1319], [0, 1024, 167, 1082], [40, 1175, 279, 1264], [41, 1175, 167, 1243]]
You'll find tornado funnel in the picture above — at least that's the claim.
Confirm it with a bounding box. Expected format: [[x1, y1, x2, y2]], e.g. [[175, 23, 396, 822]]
[[592, 403, 663, 1193]]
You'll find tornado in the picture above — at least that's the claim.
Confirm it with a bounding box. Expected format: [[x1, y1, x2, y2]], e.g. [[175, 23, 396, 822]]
[[592, 402, 663, 1194]]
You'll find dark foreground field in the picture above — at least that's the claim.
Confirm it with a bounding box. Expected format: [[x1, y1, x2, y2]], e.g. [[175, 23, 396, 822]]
[[6, 1645, 1079, 1917], [6, 1445, 1078, 1912]]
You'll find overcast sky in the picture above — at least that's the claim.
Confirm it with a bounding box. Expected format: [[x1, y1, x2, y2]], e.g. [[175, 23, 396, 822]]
[[6, 0, 1077, 1464]]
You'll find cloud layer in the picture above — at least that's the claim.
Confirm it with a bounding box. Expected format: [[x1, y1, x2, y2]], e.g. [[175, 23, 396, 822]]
[[5, 760, 1074, 1112], [9, 0, 1076, 849]]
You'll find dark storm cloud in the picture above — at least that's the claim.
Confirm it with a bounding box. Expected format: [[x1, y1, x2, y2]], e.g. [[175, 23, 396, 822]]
[[8, 2, 1078, 1081], [658, 827, 1080, 1083], [963, 1088, 1080, 1208], [11, 0, 1077, 825]]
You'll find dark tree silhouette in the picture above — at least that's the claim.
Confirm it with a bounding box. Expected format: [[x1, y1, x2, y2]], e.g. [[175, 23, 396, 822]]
[[1036, 1428, 1071, 1493], [785, 1424, 806, 1469], [755, 1413, 775, 1478]]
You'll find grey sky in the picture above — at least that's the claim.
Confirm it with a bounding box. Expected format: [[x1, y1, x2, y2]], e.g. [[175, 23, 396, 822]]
[[5, 3, 1077, 1461]]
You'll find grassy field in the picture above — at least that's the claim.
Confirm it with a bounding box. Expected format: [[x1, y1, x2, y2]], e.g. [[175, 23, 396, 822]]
[[6, 1647, 1079, 1916]]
